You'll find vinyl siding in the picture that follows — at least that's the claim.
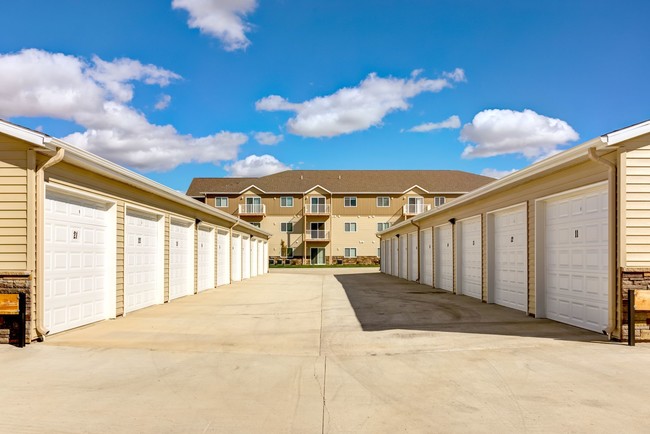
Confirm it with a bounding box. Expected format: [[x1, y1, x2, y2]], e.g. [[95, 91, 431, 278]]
[[331, 215, 384, 257], [0, 136, 28, 270], [623, 135, 650, 266]]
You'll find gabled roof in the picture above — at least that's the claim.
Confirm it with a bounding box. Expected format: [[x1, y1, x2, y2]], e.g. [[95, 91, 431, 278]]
[[186, 170, 494, 196]]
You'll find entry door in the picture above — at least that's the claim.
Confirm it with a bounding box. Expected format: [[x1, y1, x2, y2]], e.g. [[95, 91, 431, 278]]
[[435, 224, 453, 291], [491, 204, 527, 312], [246, 196, 262, 214], [217, 230, 230, 286], [543, 186, 608, 332], [125, 209, 162, 314], [44, 190, 112, 334], [231, 233, 242, 281], [169, 219, 194, 301], [391, 237, 399, 277], [311, 196, 326, 213], [458, 216, 482, 300], [408, 232, 418, 281], [311, 247, 325, 265], [420, 229, 433, 286], [197, 227, 215, 292], [242, 235, 251, 279], [407, 197, 424, 214]]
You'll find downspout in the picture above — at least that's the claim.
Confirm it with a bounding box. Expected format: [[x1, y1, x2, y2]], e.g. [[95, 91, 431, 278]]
[[34, 147, 65, 340], [410, 219, 421, 282], [588, 147, 617, 337]]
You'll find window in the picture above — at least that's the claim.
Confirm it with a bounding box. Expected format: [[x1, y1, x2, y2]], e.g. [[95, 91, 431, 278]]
[[344, 222, 357, 232], [280, 222, 293, 232], [282, 247, 294, 258], [377, 222, 390, 231], [344, 196, 357, 207], [434, 196, 445, 207], [280, 196, 294, 207], [249, 222, 261, 228], [344, 247, 357, 258], [215, 197, 228, 207], [376, 196, 390, 207]]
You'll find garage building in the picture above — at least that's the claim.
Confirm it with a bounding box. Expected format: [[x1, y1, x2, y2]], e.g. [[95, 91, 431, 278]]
[[0, 120, 270, 344], [379, 120, 650, 341]]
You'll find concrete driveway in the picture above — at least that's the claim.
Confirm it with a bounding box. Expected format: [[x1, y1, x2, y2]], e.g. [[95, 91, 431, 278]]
[[1, 268, 649, 433]]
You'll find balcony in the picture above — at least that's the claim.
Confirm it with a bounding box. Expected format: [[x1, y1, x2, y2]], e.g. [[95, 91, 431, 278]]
[[305, 230, 329, 241], [403, 203, 431, 216], [239, 204, 266, 216], [304, 204, 330, 215]]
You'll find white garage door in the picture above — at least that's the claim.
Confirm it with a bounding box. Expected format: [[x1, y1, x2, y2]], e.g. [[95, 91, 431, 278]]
[[399, 235, 408, 279], [458, 216, 482, 300], [543, 186, 608, 332], [169, 219, 194, 301], [435, 224, 453, 291], [257, 240, 264, 275], [251, 239, 258, 278], [231, 233, 242, 282], [382, 240, 389, 274], [420, 229, 433, 287], [408, 232, 418, 281], [44, 190, 112, 334], [491, 204, 527, 312], [391, 237, 399, 277], [197, 226, 215, 292], [125, 209, 162, 313], [263, 241, 268, 274], [242, 235, 251, 280], [217, 230, 230, 286]]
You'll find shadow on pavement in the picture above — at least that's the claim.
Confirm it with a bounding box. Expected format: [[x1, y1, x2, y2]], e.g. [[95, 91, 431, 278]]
[[335, 272, 610, 343]]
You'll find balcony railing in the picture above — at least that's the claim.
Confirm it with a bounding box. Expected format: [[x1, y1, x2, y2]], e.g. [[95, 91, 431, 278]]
[[403, 203, 431, 216], [304, 204, 330, 215], [305, 230, 329, 241], [239, 204, 266, 215]]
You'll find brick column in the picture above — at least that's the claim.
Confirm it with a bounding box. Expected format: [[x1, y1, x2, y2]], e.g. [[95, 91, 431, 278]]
[[621, 270, 650, 341], [0, 272, 32, 345]]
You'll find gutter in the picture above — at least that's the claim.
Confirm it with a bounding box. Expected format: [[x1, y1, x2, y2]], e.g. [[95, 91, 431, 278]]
[[34, 147, 66, 339], [587, 147, 618, 337]]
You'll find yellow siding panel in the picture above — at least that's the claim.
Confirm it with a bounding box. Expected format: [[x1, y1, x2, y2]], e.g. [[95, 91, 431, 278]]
[[625, 146, 650, 267]]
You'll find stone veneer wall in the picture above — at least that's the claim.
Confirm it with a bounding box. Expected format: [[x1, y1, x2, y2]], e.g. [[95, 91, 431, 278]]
[[0, 272, 31, 345], [621, 270, 650, 341]]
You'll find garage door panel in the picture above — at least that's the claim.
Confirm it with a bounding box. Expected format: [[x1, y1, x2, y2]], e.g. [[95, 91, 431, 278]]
[[217, 230, 231, 286], [391, 238, 399, 277], [492, 205, 527, 312], [544, 187, 608, 332], [169, 220, 194, 300], [399, 237, 408, 279], [420, 229, 433, 287], [44, 191, 111, 334], [408, 232, 418, 281], [435, 224, 453, 291], [231, 234, 242, 282], [125, 210, 162, 313], [458, 217, 482, 299], [198, 227, 215, 292]]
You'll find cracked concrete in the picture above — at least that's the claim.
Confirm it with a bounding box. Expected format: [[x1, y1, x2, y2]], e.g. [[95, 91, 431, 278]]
[[1, 268, 649, 433]]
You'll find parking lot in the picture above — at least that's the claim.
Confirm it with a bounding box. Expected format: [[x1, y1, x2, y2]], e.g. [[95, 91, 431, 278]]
[[1, 268, 649, 433]]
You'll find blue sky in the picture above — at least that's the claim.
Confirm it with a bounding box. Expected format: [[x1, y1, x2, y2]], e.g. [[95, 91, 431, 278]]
[[0, 1, 648, 191]]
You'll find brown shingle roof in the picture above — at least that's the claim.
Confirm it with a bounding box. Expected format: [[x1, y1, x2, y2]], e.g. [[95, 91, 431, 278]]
[[186, 170, 494, 195]]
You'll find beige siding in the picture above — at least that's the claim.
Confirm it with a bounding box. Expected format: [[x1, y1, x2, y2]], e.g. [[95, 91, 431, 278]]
[[381, 157, 611, 316], [623, 137, 650, 266], [331, 215, 384, 257], [0, 136, 28, 270]]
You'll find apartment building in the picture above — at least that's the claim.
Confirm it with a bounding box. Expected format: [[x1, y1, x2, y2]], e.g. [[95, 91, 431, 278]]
[[187, 170, 493, 264]]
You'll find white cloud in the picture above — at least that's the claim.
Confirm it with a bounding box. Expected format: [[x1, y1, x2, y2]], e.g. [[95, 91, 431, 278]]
[[460, 109, 579, 159], [226, 154, 291, 177], [254, 131, 284, 145], [256, 69, 465, 138], [406, 115, 461, 133], [480, 168, 518, 179], [172, 0, 257, 51], [0, 49, 248, 171], [154, 94, 172, 110]]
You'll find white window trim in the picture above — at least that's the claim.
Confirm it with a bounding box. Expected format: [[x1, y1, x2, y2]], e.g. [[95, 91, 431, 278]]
[[215, 197, 228, 207], [344, 222, 357, 232], [376, 196, 390, 207], [280, 196, 294, 207], [434, 196, 445, 207], [344, 196, 357, 207], [344, 247, 357, 258]]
